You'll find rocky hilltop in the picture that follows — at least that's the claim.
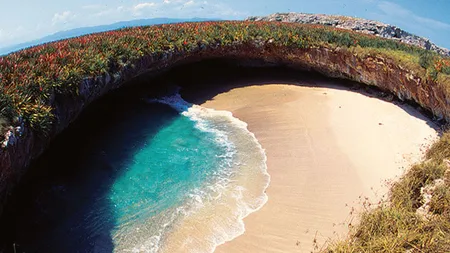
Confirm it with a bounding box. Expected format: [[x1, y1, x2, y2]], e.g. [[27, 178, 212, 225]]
[[247, 13, 450, 57]]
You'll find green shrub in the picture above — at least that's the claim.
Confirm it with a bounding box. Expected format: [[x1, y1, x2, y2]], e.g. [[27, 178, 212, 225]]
[[427, 66, 439, 81], [427, 132, 450, 161], [442, 65, 450, 75], [419, 51, 435, 69], [0, 89, 17, 121]]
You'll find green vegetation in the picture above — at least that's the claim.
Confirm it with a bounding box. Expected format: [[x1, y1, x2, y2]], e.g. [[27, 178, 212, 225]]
[[326, 134, 450, 252], [0, 21, 449, 137], [419, 50, 435, 69]]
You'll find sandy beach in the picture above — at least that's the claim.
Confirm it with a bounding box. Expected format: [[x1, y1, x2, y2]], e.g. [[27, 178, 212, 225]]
[[193, 82, 439, 252]]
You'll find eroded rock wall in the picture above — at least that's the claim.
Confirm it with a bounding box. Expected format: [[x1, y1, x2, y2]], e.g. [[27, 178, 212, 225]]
[[0, 41, 448, 215]]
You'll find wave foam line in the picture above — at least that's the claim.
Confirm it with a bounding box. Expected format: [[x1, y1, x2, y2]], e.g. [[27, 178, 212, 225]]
[[146, 91, 270, 253]]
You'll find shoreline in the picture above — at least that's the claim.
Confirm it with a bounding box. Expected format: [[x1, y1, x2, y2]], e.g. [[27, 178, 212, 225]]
[[155, 96, 271, 253], [191, 82, 439, 252]]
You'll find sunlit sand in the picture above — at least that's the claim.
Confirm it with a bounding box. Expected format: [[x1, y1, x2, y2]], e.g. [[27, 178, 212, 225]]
[[198, 82, 439, 253]]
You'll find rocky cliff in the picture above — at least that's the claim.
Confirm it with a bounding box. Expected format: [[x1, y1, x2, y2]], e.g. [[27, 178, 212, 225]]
[[0, 37, 449, 217], [247, 13, 450, 57]]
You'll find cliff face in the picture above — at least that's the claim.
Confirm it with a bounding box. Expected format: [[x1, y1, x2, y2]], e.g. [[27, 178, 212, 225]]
[[247, 13, 450, 57], [0, 41, 448, 215]]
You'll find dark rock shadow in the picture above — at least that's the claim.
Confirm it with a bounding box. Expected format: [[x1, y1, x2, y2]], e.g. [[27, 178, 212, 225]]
[[162, 58, 441, 131], [0, 84, 179, 253]]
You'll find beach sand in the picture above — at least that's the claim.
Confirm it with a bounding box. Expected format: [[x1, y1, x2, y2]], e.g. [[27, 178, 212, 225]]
[[193, 82, 439, 253]]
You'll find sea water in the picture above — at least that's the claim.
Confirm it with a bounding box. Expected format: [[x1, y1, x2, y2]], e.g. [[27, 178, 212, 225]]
[[7, 91, 269, 253]]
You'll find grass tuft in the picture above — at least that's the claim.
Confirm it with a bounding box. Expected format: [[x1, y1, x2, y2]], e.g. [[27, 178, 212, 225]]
[[326, 133, 450, 252]]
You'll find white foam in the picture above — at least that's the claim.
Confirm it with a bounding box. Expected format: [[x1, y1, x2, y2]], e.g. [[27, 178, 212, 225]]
[[137, 91, 271, 253]]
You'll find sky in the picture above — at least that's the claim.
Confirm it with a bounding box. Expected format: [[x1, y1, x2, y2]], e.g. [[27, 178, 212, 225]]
[[0, 0, 449, 49]]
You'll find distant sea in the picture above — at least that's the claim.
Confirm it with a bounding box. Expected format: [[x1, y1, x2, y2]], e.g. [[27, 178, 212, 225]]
[[2, 91, 268, 253], [0, 18, 215, 56]]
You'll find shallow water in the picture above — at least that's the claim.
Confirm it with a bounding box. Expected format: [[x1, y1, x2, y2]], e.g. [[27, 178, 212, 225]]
[[1, 92, 268, 253]]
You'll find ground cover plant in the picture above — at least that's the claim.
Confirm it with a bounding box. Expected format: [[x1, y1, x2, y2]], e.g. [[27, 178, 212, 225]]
[[1, 21, 449, 136], [1, 21, 450, 252]]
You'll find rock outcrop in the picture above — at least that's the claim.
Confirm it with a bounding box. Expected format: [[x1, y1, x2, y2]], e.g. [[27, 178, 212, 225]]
[[247, 13, 450, 57], [1, 38, 449, 217]]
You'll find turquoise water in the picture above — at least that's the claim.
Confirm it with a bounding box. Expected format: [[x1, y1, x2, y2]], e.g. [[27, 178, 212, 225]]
[[4, 92, 269, 253], [109, 108, 236, 252], [110, 115, 226, 221]]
